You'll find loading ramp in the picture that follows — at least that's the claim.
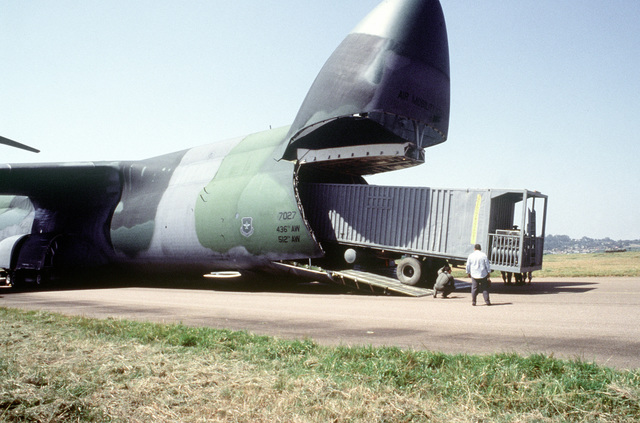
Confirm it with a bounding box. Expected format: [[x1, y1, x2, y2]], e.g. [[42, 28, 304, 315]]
[[329, 268, 433, 297], [274, 261, 433, 297]]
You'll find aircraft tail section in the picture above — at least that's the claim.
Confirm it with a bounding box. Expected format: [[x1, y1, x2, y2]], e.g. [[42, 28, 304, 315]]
[[284, 0, 449, 170]]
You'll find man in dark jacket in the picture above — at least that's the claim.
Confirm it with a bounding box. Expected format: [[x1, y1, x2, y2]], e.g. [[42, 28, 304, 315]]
[[433, 264, 454, 298]]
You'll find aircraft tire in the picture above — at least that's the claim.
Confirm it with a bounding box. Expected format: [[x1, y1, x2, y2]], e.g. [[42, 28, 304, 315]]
[[5, 271, 19, 288], [397, 257, 422, 286]]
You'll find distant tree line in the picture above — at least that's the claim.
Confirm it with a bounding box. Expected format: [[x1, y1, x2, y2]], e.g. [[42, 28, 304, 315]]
[[544, 234, 640, 254]]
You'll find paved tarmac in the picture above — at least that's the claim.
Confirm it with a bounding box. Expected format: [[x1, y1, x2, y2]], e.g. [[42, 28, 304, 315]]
[[1, 276, 639, 370]]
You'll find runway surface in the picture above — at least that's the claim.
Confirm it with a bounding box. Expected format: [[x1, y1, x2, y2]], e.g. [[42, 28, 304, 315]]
[[2, 276, 639, 370]]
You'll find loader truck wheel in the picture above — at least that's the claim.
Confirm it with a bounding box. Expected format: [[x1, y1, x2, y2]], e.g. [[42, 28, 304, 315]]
[[397, 257, 422, 286]]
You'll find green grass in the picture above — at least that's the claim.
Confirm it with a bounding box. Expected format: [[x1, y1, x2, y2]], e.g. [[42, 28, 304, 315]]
[[2, 308, 639, 422], [537, 251, 640, 277]]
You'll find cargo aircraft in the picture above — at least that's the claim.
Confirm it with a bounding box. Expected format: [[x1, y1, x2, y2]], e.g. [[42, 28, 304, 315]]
[[1, 0, 546, 294]]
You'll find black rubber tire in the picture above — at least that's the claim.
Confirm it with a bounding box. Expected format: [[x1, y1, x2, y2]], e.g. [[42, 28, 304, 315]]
[[6, 271, 18, 288], [397, 257, 422, 286]]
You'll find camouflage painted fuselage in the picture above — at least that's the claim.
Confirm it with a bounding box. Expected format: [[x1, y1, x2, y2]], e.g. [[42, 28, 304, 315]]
[[110, 126, 321, 270], [1, 126, 322, 271]]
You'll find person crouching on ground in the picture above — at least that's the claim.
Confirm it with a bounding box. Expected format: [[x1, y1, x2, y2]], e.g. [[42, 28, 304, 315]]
[[433, 264, 455, 298], [466, 244, 492, 306]]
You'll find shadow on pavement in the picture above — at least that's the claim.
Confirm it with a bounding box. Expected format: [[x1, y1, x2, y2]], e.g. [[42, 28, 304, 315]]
[[3, 271, 600, 298], [1, 271, 359, 296], [454, 279, 598, 295]]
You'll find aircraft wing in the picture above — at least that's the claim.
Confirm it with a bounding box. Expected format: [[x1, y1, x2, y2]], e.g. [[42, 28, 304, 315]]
[[0, 162, 122, 212]]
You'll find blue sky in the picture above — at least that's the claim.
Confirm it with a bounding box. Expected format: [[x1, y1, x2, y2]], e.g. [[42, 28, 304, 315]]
[[2, 1, 639, 240]]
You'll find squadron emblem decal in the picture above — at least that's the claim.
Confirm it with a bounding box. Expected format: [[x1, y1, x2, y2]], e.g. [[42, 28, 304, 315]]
[[240, 217, 254, 237]]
